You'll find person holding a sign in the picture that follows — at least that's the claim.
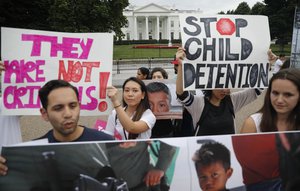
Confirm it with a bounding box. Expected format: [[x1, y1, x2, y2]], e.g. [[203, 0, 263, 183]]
[[0, 61, 22, 153], [106, 77, 156, 139], [175, 48, 263, 136], [268, 49, 278, 71], [0, 79, 113, 176], [240, 68, 300, 133], [37, 79, 113, 142], [273, 54, 286, 74]]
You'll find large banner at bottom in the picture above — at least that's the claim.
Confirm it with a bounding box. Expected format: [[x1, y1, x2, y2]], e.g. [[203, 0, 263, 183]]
[[0, 131, 300, 191]]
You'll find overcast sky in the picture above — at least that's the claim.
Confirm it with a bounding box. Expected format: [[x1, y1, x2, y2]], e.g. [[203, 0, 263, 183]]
[[128, 0, 264, 14]]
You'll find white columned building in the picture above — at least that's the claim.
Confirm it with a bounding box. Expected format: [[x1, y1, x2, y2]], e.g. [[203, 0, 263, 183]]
[[121, 3, 202, 41]]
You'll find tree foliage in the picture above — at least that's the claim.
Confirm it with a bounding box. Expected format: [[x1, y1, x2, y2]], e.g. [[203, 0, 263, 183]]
[[0, 0, 129, 39], [264, 0, 299, 44], [0, 0, 52, 30], [234, 2, 251, 14], [219, 0, 300, 45], [226, 10, 235, 14], [251, 2, 265, 15]]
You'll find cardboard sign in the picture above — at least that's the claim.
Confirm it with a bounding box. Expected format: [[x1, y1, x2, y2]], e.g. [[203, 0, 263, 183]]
[[179, 15, 270, 90], [144, 79, 182, 120], [1, 27, 113, 115]]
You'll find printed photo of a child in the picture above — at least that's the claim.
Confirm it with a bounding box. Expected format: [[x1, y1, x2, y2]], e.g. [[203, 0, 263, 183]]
[[192, 141, 233, 191]]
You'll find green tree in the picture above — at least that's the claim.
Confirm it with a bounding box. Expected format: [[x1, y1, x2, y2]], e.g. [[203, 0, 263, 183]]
[[0, 0, 51, 30], [234, 2, 251, 14], [0, 0, 128, 37], [226, 10, 235, 14], [107, 0, 129, 40], [250, 2, 265, 15], [264, 0, 299, 49], [48, 0, 128, 39], [218, 0, 298, 49]]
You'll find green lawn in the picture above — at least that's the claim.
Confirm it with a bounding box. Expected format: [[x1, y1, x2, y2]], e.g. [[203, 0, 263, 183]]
[[270, 44, 291, 55], [113, 44, 292, 60], [113, 45, 177, 60]]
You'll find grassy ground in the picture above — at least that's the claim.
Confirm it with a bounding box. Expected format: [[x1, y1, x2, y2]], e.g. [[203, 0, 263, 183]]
[[113, 44, 177, 60], [270, 44, 291, 55], [113, 44, 291, 60]]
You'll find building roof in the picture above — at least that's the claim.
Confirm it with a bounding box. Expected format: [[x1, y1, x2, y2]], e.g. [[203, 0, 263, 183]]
[[124, 3, 202, 14], [135, 3, 171, 13]]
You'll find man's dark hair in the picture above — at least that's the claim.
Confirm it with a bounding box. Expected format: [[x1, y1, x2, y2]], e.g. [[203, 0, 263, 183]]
[[192, 141, 231, 172], [39, 79, 79, 109], [147, 81, 171, 98], [279, 54, 285, 58]]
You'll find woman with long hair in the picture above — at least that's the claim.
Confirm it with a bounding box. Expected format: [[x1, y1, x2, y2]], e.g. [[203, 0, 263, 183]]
[[241, 68, 300, 133], [106, 77, 156, 139], [175, 48, 263, 136]]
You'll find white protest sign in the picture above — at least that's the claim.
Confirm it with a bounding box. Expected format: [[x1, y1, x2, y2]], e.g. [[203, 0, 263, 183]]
[[1, 27, 113, 115], [179, 15, 270, 90]]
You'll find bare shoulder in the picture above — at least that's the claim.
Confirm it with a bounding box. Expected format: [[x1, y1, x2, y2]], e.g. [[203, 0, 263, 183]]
[[240, 116, 257, 134]]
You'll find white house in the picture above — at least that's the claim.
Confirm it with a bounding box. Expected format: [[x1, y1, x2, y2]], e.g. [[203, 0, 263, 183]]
[[121, 3, 202, 41]]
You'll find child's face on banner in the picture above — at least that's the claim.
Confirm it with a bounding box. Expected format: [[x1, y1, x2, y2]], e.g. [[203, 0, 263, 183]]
[[196, 162, 232, 191]]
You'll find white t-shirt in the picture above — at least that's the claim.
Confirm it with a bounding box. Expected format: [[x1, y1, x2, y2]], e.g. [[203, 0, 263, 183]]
[[273, 59, 283, 74], [0, 97, 22, 152], [105, 108, 156, 140], [250, 113, 262, 133]]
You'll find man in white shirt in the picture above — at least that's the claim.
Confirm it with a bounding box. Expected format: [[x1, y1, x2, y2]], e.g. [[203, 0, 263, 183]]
[[273, 54, 286, 74]]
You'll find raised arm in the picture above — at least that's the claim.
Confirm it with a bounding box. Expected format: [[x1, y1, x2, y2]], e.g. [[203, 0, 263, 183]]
[[175, 48, 186, 96], [0, 62, 8, 176], [0, 156, 8, 176], [0, 61, 5, 74], [107, 86, 151, 134]]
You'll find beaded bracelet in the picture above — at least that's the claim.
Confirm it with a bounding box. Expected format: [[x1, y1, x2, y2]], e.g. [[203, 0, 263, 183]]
[[114, 104, 122, 109]]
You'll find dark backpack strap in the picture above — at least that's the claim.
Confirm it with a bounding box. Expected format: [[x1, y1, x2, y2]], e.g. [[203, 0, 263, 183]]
[[115, 107, 138, 140], [194, 98, 210, 136], [115, 111, 128, 140], [227, 95, 235, 118]]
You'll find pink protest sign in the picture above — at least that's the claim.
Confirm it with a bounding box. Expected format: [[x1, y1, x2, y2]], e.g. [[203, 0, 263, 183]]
[[1, 27, 113, 115]]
